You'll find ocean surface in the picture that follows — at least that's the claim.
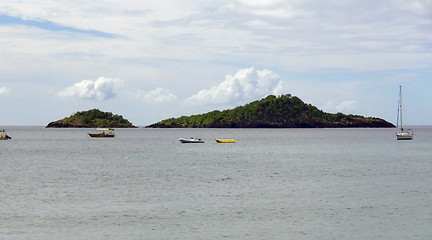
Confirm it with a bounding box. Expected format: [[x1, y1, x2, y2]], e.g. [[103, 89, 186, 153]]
[[1, 126, 432, 239]]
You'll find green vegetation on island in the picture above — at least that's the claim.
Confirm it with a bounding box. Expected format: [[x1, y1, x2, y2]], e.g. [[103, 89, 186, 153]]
[[147, 94, 394, 128], [46, 109, 136, 128]]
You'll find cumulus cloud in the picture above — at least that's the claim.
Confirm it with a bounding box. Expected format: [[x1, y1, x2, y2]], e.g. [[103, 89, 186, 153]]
[[0, 87, 10, 94], [59, 76, 123, 100], [133, 87, 178, 103], [185, 67, 284, 106]]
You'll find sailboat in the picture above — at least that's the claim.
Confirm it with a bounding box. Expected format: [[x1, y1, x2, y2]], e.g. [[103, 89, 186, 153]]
[[396, 86, 413, 140]]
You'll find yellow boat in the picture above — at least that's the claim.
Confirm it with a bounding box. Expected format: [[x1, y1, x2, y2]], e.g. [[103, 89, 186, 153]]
[[88, 128, 115, 138], [0, 129, 11, 140], [216, 139, 236, 143]]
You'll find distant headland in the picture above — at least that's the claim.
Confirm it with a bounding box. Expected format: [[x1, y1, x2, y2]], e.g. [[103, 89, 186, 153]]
[[46, 109, 136, 128], [146, 94, 395, 128]]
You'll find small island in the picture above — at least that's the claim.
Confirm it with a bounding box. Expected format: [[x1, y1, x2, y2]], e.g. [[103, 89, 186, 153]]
[[147, 94, 394, 128], [46, 109, 136, 128]]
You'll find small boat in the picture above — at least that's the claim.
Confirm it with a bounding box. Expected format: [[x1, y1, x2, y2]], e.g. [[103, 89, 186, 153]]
[[88, 128, 115, 138], [216, 139, 236, 143], [396, 86, 413, 140], [179, 137, 204, 143], [0, 129, 11, 140]]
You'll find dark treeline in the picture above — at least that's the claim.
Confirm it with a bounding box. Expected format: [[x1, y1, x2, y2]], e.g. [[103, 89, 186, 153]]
[[46, 109, 136, 128], [147, 94, 394, 128]]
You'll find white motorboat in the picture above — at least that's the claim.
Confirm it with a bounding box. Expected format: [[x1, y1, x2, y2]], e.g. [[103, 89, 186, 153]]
[[179, 137, 204, 143]]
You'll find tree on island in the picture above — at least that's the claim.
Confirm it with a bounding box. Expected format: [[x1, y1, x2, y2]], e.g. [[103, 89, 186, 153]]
[[46, 109, 136, 128], [147, 94, 394, 128]]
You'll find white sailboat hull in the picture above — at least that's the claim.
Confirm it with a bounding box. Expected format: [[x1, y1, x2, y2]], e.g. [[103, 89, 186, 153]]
[[396, 132, 413, 140]]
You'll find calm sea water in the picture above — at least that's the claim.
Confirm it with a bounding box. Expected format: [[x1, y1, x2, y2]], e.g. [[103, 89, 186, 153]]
[[1, 126, 432, 239]]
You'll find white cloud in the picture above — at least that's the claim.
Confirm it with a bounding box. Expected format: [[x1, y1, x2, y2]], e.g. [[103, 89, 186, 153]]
[[185, 67, 284, 106], [1, 0, 432, 72], [237, 0, 285, 8], [401, 0, 432, 16], [0, 87, 10, 94], [133, 87, 178, 103], [59, 76, 123, 101], [234, 0, 309, 20]]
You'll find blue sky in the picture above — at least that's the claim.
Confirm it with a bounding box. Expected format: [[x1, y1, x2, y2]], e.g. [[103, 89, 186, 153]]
[[0, 15, 117, 38], [0, 0, 431, 126]]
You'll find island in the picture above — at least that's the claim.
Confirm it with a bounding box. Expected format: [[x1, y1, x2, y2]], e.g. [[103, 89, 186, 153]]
[[146, 94, 394, 128], [46, 109, 136, 128]]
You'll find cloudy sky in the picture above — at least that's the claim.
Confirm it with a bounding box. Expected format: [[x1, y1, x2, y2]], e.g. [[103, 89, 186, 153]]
[[1, 0, 431, 126]]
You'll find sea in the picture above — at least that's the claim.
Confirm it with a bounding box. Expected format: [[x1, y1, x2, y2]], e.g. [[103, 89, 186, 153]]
[[1, 126, 432, 239]]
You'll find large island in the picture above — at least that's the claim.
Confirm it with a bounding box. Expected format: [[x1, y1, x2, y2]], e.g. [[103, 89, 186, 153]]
[[147, 94, 394, 128], [46, 109, 136, 128]]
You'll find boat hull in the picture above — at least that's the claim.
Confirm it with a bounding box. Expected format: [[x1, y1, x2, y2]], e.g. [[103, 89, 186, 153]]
[[216, 139, 236, 143], [396, 132, 413, 140], [0, 135, 11, 140], [88, 133, 115, 138], [179, 138, 204, 143]]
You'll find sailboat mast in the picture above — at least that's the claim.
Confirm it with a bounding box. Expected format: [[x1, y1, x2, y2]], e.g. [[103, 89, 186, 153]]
[[399, 85, 403, 131]]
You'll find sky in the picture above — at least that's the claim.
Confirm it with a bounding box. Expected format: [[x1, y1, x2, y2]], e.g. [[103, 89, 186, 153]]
[[1, 0, 432, 126]]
